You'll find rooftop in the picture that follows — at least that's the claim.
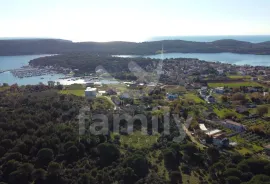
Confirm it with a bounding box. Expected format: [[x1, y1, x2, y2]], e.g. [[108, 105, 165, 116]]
[[224, 119, 245, 127], [199, 124, 208, 131], [206, 129, 222, 136], [85, 87, 97, 92]]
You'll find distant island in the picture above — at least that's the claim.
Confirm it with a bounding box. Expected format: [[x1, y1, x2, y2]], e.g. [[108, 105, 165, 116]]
[[1, 38, 270, 56]]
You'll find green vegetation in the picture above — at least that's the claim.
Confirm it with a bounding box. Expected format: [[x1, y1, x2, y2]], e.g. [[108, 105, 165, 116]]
[[59, 89, 85, 96], [213, 108, 243, 119], [1, 79, 270, 184], [117, 132, 159, 149], [230, 135, 264, 155], [227, 75, 251, 79], [184, 93, 205, 104], [59, 84, 85, 96], [208, 82, 262, 88]]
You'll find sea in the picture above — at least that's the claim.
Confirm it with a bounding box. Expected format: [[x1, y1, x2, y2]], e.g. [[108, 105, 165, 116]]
[[1, 36, 270, 85]]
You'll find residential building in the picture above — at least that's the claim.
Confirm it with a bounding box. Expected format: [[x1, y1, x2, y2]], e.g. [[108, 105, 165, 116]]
[[48, 81, 55, 87], [98, 91, 106, 96], [206, 95, 215, 103], [85, 87, 97, 99], [221, 119, 247, 132], [167, 93, 178, 101], [199, 124, 208, 132], [206, 129, 222, 136], [212, 133, 229, 147], [215, 87, 224, 94]]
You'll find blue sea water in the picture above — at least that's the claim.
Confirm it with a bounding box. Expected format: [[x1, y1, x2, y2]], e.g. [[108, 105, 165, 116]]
[[144, 52, 270, 66], [0, 55, 65, 85], [148, 35, 270, 43]]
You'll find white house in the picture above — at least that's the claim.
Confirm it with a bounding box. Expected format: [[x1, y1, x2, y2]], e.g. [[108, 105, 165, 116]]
[[85, 87, 97, 99], [199, 124, 208, 132], [206, 129, 222, 136], [217, 69, 224, 75]]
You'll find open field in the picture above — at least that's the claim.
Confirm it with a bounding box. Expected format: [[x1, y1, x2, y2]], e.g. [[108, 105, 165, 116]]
[[184, 93, 205, 104], [59, 89, 85, 96], [208, 82, 262, 88], [164, 85, 186, 93], [117, 131, 159, 149], [227, 75, 251, 79], [213, 107, 243, 119]]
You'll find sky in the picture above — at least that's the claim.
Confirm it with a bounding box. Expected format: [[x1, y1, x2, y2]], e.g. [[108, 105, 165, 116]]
[[1, 0, 270, 42]]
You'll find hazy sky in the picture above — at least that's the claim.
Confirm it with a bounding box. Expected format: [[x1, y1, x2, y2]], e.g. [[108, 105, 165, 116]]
[[1, 0, 270, 42]]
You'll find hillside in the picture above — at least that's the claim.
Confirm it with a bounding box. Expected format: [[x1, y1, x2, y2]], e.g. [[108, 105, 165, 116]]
[[1, 38, 270, 55]]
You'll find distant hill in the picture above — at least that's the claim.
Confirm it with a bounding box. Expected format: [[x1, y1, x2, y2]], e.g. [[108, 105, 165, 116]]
[[1, 38, 270, 56]]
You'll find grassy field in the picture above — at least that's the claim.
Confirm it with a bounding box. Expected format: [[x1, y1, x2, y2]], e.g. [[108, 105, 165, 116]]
[[164, 85, 186, 93], [59, 89, 85, 96], [213, 108, 243, 119], [118, 131, 159, 149], [0, 86, 9, 91], [184, 93, 205, 104], [228, 75, 251, 79], [208, 82, 262, 88]]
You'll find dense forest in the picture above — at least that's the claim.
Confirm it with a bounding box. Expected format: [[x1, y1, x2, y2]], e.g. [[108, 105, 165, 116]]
[[2, 39, 270, 56], [0, 85, 269, 184]]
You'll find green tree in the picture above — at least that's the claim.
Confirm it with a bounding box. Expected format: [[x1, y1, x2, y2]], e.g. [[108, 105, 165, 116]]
[[37, 148, 54, 165], [257, 106, 268, 116], [225, 176, 241, 184], [170, 171, 182, 184], [125, 153, 149, 178], [97, 143, 120, 166]]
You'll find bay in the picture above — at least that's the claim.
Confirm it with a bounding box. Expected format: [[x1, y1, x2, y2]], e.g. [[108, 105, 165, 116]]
[[1, 52, 270, 86], [144, 52, 270, 66], [0, 55, 65, 85]]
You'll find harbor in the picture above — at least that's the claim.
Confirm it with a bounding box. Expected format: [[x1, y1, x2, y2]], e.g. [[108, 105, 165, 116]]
[[8, 66, 59, 78]]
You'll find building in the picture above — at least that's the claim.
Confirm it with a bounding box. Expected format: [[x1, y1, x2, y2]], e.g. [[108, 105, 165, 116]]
[[48, 81, 55, 87], [98, 90, 106, 96], [212, 133, 229, 147], [221, 119, 246, 132], [199, 124, 208, 132], [94, 82, 102, 87], [167, 93, 178, 101], [85, 87, 97, 99], [217, 69, 224, 75], [206, 95, 215, 103], [215, 87, 224, 94], [206, 129, 222, 136]]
